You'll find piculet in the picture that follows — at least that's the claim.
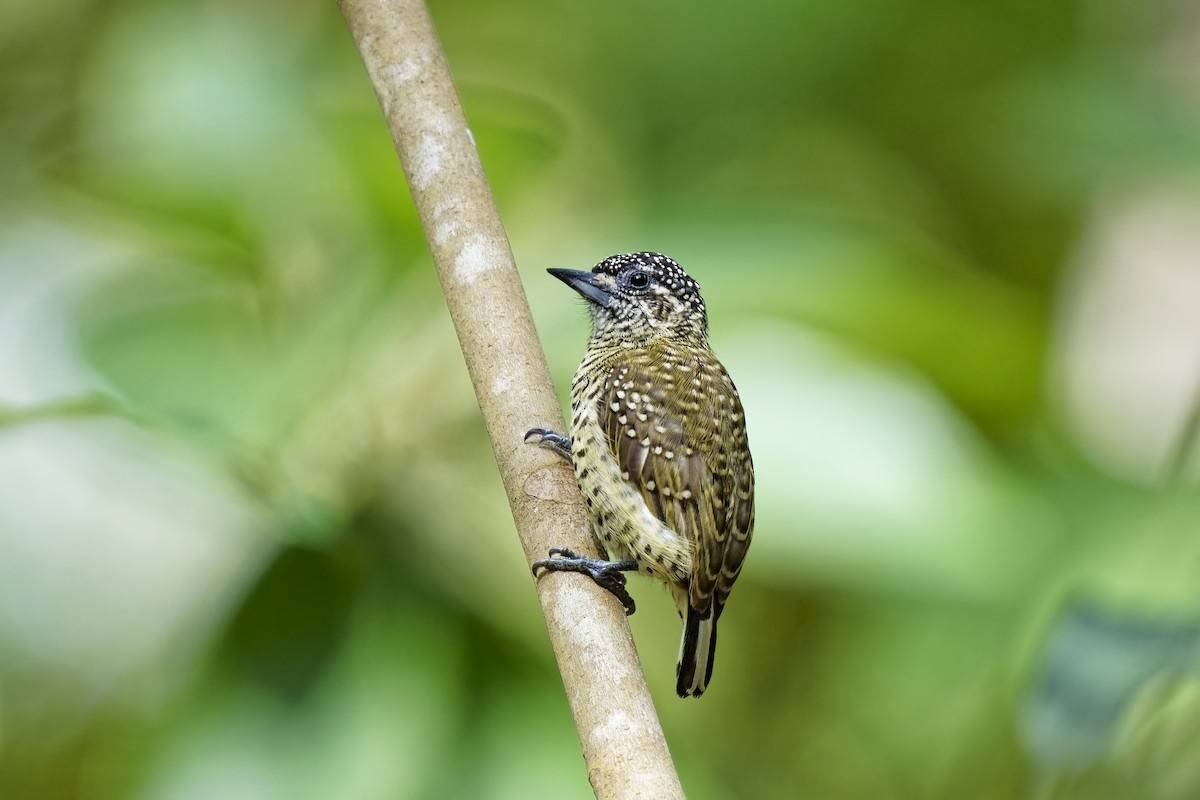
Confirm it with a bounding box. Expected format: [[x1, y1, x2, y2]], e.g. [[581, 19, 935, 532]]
[[527, 251, 755, 698]]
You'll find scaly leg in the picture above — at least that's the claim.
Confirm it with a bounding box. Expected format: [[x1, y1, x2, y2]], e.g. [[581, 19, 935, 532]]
[[532, 547, 638, 615]]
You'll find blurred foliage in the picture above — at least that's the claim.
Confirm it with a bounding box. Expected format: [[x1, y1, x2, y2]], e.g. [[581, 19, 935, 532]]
[[2, 0, 1200, 798]]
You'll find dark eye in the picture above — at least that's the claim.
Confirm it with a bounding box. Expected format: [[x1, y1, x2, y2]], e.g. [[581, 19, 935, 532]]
[[627, 270, 650, 289]]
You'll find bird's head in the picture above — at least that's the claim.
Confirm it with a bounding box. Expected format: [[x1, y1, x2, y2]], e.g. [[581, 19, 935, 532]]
[[548, 252, 708, 346]]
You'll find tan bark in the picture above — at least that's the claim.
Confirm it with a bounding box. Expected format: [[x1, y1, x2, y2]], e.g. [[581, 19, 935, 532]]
[[337, 1, 685, 797]]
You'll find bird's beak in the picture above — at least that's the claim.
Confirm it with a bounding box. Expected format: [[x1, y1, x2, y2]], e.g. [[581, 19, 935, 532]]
[[547, 268, 614, 308]]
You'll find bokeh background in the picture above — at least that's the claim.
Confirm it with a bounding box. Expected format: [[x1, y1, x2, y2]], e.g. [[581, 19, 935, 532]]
[[3, 0, 1200, 797]]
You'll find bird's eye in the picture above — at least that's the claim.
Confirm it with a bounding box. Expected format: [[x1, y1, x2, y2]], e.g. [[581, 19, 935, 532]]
[[628, 270, 650, 289]]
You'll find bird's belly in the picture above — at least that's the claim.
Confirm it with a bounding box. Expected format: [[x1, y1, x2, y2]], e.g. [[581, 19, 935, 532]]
[[570, 410, 692, 584]]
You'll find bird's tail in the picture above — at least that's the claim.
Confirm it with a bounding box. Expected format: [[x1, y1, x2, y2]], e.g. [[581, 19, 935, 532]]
[[676, 607, 718, 698]]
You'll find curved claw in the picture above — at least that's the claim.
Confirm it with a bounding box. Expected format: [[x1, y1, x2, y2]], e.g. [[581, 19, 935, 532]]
[[524, 427, 572, 461], [532, 547, 638, 615]]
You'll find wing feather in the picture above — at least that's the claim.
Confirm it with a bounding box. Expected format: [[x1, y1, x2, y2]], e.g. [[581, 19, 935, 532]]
[[597, 351, 754, 617]]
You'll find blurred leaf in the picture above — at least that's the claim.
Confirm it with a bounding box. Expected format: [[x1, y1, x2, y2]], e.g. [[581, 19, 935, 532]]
[[220, 545, 357, 702], [1021, 599, 1200, 774]]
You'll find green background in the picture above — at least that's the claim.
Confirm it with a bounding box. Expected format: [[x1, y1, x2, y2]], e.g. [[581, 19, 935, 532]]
[[2, 0, 1200, 797]]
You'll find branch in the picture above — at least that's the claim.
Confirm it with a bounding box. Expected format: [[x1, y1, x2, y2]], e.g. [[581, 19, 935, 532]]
[[336, 1, 685, 797]]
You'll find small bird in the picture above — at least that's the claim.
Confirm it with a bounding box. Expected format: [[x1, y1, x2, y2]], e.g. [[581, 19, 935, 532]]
[[527, 252, 754, 698]]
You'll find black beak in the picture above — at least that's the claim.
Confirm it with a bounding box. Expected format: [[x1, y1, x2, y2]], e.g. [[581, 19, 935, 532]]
[[547, 268, 614, 308]]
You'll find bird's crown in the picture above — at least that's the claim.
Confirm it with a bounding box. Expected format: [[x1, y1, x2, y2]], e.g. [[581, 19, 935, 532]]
[[574, 252, 708, 344]]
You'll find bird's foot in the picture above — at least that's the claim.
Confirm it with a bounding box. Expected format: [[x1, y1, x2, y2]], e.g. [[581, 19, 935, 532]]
[[524, 427, 572, 461], [532, 547, 638, 615]]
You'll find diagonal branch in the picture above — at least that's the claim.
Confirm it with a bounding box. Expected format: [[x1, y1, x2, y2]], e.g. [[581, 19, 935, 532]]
[[336, 1, 684, 797]]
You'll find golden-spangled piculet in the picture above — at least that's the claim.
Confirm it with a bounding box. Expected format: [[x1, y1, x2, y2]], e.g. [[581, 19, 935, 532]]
[[527, 251, 754, 698]]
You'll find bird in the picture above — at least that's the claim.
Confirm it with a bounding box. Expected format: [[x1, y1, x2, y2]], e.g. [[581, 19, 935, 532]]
[[526, 251, 754, 698]]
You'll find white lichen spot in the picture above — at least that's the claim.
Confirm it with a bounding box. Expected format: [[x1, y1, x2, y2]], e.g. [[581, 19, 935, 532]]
[[381, 55, 425, 86], [430, 199, 463, 246], [409, 132, 446, 192], [453, 235, 498, 284], [587, 709, 639, 756]]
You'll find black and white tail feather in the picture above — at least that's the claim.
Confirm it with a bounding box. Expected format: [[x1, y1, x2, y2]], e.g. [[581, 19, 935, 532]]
[[677, 608, 718, 697]]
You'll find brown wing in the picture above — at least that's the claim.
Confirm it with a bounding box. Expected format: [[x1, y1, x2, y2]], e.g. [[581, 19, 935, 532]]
[[599, 351, 754, 617]]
